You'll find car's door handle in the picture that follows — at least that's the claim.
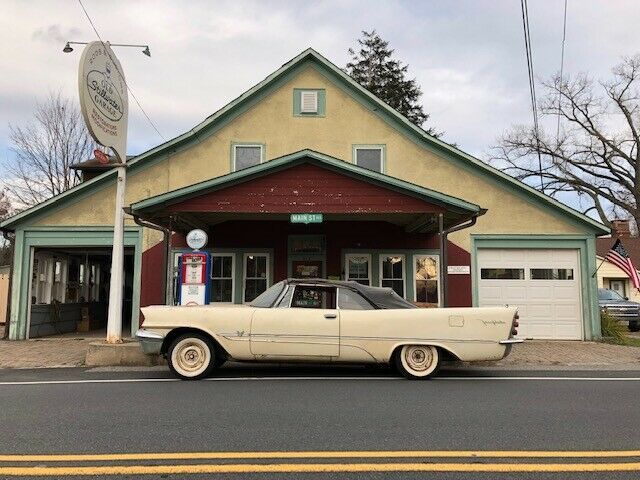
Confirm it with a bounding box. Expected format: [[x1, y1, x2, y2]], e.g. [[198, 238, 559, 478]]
[[324, 313, 337, 319]]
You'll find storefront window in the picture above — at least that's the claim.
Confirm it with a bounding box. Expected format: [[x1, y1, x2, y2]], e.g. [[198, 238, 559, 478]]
[[345, 254, 371, 285], [414, 255, 439, 305], [244, 253, 269, 302], [381, 255, 405, 297], [211, 254, 234, 303]]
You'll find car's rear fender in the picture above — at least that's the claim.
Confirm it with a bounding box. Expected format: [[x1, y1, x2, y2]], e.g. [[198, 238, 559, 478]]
[[160, 327, 229, 360]]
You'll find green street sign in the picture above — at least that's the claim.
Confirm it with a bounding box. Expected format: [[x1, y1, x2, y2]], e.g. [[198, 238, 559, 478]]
[[290, 213, 323, 224]]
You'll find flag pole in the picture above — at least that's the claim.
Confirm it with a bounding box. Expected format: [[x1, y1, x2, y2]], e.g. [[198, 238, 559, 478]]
[[591, 257, 606, 278]]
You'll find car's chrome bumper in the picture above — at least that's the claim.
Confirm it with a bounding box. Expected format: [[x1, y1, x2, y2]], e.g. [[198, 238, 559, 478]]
[[135, 329, 165, 355], [499, 338, 525, 344]]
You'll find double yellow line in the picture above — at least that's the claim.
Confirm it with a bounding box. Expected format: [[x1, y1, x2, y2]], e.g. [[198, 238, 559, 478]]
[[1, 450, 639, 476]]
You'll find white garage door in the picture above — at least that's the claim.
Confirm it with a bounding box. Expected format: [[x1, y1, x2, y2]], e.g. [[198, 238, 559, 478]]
[[477, 249, 583, 340]]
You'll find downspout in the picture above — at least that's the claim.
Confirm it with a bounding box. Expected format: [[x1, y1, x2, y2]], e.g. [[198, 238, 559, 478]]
[[439, 209, 487, 307], [0, 228, 15, 339], [124, 209, 172, 306]]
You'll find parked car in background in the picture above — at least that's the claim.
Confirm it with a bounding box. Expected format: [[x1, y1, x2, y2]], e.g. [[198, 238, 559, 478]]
[[598, 288, 640, 332], [137, 279, 522, 380]]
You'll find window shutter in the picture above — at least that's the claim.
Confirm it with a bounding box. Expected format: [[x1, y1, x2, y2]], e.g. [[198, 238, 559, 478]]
[[300, 91, 318, 113]]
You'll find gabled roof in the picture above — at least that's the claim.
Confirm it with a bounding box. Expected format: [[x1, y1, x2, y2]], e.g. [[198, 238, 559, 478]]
[[1, 47, 608, 234], [129, 149, 481, 218]]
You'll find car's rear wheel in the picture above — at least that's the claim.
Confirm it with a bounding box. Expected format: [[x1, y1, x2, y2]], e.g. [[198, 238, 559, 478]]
[[168, 333, 216, 380], [395, 345, 441, 380], [629, 321, 640, 332]]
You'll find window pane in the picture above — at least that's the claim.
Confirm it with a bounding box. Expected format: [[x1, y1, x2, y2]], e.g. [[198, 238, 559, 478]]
[[244, 279, 267, 302], [530, 268, 574, 280], [356, 148, 382, 172], [338, 289, 374, 310], [212, 279, 233, 302], [222, 257, 232, 278], [348, 256, 369, 282], [382, 279, 404, 297], [416, 279, 438, 303], [291, 286, 336, 309], [246, 255, 267, 278], [235, 146, 261, 170], [480, 268, 525, 280], [415, 256, 438, 280], [212, 257, 222, 278]]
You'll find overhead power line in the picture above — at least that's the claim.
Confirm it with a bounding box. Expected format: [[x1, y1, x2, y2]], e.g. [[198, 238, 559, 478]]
[[556, 0, 568, 144], [520, 0, 545, 193], [77, 0, 166, 142]]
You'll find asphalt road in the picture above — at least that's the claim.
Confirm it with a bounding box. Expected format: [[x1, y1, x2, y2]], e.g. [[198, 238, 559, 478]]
[[1, 364, 640, 479]]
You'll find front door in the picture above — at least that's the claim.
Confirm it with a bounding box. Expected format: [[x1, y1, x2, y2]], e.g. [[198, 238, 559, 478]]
[[250, 285, 339, 357], [291, 260, 323, 279]]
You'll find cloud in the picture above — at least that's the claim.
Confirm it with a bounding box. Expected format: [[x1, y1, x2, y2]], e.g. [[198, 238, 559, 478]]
[[31, 24, 81, 44]]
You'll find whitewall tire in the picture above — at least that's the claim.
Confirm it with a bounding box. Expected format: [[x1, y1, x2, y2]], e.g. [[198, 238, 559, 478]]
[[395, 345, 441, 380], [168, 333, 216, 380]]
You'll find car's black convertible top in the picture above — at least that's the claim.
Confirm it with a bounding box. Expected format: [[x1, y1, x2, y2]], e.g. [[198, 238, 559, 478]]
[[284, 278, 417, 309]]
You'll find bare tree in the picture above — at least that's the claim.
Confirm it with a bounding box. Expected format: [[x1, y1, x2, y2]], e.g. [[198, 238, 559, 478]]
[[492, 55, 640, 229], [5, 92, 96, 207]]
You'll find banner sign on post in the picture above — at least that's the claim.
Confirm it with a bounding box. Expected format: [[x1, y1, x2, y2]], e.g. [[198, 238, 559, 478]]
[[79, 41, 128, 163]]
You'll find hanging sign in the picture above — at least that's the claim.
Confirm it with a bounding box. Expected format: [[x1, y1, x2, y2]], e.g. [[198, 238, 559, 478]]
[[186, 229, 208, 250], [290, 213, 323, 224], [78, 41, 129, 163]]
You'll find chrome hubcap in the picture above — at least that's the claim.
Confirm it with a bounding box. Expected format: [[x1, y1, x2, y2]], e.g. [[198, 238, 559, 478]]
[[404, 346, 433, 372], [175, 341, 208, 374]]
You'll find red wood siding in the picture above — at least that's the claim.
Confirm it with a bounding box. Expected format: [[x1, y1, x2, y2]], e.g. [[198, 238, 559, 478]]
[[169, 164, 444, 214], [140, 239, 166, 323], [446, 242, 472, 307]]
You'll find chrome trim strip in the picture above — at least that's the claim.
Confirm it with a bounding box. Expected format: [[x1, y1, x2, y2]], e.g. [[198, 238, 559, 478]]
[[135, 329, 164, 340], [500, 339, 525, 344]]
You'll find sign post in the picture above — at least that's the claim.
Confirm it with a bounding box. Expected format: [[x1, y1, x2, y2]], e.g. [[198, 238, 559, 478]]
[[78, 41, 129, 343]]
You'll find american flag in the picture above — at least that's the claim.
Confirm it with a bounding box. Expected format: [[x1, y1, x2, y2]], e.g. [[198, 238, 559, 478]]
[[606, 239, 640, 290]]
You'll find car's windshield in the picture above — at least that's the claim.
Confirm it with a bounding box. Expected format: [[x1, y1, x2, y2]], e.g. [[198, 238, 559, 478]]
[[598, 289, 625, 301], [249, 281, 286, 308]]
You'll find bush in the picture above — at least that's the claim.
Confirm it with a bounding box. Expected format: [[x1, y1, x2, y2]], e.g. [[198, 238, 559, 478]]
[[600, 311, 627, 344]]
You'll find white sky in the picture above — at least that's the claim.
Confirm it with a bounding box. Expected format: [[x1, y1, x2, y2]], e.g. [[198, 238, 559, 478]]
[[1, 0, 638, 181]]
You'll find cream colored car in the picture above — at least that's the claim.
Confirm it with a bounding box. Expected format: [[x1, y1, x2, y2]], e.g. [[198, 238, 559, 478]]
[[137, 279, 521, 380]]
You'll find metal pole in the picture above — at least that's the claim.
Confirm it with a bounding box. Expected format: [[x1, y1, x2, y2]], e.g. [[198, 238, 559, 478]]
[[106, 165, 126, 343], [438, 213, 446, 308]]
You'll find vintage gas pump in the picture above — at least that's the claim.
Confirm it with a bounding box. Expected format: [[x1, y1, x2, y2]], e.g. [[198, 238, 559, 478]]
[[177, 229, 210, 306]]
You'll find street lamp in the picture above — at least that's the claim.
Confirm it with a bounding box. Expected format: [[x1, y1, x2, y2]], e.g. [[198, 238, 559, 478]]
[[63, 41, 151, 57]]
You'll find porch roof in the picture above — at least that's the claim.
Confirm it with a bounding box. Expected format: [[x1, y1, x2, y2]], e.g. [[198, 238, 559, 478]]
[[129, 149, 484, 233]]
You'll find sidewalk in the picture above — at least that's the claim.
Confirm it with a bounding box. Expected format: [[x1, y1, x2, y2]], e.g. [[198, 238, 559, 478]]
[[0, 336, 639, 370]]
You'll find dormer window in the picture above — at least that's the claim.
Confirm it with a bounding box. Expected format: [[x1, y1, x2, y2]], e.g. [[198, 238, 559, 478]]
[[293, 89, 325, 117]]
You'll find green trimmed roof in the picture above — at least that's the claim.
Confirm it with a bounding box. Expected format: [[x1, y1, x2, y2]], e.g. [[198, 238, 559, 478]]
[[1, 47, 608, 234], [129, 149, 481, 216]]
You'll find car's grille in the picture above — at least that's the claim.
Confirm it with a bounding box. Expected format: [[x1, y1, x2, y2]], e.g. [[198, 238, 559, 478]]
[[603, 307, 639, 317]]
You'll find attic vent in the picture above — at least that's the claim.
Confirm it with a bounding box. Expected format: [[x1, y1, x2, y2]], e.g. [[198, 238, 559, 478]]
[[300, 90, 318, 113]]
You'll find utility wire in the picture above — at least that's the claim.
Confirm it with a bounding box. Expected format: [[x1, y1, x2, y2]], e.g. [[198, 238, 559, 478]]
[[556, 0, 568, 144], [520, 0, 545, 193], [77, 0, 166, 142]]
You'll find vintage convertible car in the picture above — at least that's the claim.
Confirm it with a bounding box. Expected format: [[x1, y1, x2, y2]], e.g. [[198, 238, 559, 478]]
[[137, 279, 522, 380]]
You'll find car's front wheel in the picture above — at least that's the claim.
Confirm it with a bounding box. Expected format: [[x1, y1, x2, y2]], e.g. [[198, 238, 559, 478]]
[[629, 321, 640, 332], [395, 345, 441, 380], [168, 333, 216, 380]]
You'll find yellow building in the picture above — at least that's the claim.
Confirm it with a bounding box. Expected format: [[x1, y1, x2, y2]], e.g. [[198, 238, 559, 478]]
[[0, 48, 608, 341]]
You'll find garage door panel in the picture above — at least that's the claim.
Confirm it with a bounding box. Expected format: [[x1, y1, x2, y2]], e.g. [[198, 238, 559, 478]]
[[477, 248, 582, 340], [529, 286, 552, 299]]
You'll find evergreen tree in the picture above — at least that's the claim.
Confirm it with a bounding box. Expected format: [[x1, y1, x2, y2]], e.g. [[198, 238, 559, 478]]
[[347, 30, 440, 137]]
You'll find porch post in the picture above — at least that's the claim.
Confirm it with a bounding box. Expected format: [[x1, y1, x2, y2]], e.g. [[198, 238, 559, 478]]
[[438, 213, 448, 307]]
